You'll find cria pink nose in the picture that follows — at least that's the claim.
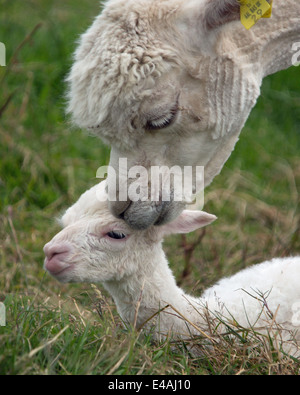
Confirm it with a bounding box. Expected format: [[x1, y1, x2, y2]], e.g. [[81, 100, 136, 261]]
[[43, 242, 73, 275]]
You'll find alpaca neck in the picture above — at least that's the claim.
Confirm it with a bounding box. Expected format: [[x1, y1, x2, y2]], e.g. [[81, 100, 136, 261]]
[[202, 0, 300, 187], [103, 247, 202, 336], [258, 0, 300, 77], [221, 0, 300, 78]]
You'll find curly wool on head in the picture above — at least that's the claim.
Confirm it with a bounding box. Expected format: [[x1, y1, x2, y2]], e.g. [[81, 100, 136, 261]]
[[66, 1, 183, 149]]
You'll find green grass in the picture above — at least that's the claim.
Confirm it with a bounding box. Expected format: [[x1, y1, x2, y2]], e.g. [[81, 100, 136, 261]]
[[0, 0, 300, 375]]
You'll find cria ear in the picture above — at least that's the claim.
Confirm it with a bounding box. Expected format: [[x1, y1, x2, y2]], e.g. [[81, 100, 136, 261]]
[[159, 210, 217, 237]]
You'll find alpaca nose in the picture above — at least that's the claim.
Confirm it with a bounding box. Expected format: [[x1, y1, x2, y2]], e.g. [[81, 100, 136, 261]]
[[44, 242, 70, 260], [109, 199, 185, 230], [43, 242, 73, 275]]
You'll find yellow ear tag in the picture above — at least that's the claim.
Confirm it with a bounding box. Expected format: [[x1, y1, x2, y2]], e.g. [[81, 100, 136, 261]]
[[240, 0, 272, 30], [262, 0, 273, 18]]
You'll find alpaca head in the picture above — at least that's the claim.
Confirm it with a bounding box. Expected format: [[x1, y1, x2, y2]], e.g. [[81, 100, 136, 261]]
[[66, 0, 276, 229], [43, 181, 216, 284]]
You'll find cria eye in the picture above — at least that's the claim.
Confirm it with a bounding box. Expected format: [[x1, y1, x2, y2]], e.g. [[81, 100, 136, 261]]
[[106, 231, 127, 240]]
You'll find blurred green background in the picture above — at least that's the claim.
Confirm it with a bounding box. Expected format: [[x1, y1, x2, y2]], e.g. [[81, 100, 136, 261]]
[[0, 0, 299, 375]]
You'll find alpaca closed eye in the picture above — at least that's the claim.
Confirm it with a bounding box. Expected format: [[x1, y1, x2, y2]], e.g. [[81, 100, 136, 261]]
[[145, 114, 175, 130], [106, 231, 127, 240], [145, 103, 178, 131]]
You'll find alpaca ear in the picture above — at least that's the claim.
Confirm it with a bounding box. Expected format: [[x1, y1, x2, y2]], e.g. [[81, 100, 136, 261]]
[[202, 0, 241, 30], [159, 210, 217, 237], [180, 0, 241, 31]]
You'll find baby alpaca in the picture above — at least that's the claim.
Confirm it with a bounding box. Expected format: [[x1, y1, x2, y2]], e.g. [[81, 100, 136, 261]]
[[44, 182, 300, 356]]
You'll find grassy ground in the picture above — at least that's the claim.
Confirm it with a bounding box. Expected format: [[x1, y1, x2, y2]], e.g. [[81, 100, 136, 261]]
[[0, 0, 300, 375]]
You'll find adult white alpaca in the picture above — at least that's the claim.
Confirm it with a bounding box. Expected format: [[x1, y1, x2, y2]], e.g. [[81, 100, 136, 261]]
[[44, 182, 300, 356], [66, 0, 300, 229]]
